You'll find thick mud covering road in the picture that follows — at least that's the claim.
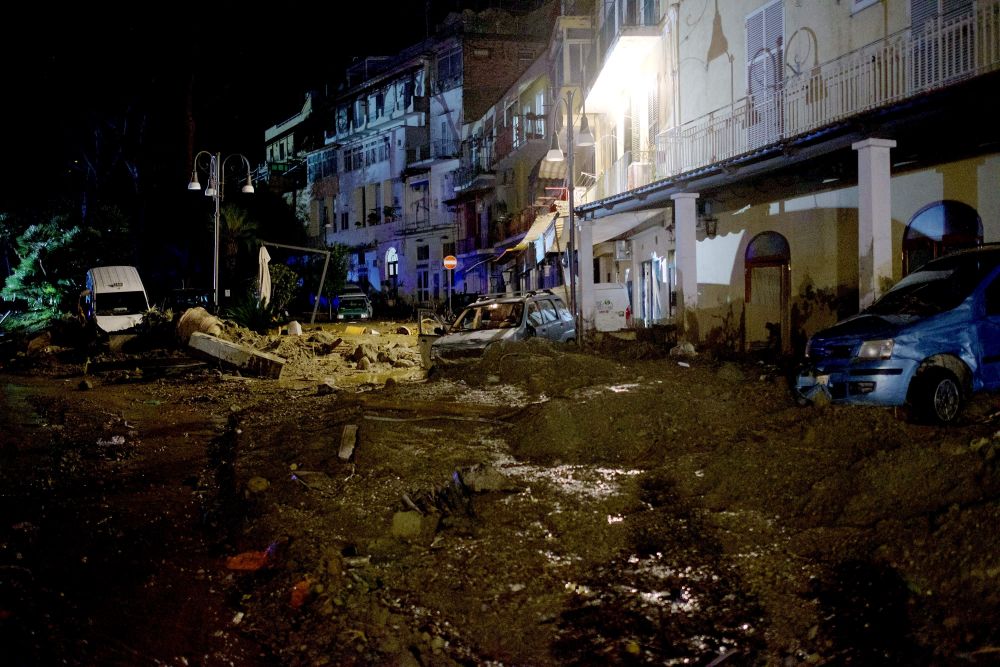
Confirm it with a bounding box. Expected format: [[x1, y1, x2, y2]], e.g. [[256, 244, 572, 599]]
[[2, 327, 1000, 665]]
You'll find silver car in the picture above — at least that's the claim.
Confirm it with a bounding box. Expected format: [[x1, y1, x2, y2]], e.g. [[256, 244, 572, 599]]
[[427, 290, 576, 365]]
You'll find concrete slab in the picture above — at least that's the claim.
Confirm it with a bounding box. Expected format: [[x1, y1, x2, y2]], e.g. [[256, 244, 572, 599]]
[[188, 331, 286, 379]]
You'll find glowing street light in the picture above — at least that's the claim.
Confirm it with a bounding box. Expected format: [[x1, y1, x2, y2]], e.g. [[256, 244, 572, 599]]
[[187, 151, 255, 312]]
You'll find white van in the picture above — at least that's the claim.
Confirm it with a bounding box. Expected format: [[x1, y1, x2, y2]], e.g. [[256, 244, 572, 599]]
[[551, 282, 632, 332], [81, 266, 151, 333]]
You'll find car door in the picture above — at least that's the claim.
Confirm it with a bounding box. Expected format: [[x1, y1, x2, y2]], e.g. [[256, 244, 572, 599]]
[[536, 298, 562, 341], [525, 301, 547, 339]]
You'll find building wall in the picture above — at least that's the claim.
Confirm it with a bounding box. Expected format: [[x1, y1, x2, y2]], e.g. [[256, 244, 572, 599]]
[[693, 152, 1000, 347], [463, 35, 549, 121], [679, 0, 913, 126]]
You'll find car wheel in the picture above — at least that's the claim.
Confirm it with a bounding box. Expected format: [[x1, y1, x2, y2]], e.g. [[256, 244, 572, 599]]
[[913, 368, 963, 424]]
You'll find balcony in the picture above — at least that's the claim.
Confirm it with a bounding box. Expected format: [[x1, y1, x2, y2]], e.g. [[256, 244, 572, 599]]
[[432, 138, 461, 159], [493, 114, 547, 166], [665, 3, 1000, 175], [588, 1, 1000, 202], [454, 139, 496, 192]]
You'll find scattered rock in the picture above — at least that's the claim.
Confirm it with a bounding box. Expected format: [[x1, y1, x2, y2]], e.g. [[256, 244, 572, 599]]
[[246, 476, 270, 494], [26, 332, 52, 356], [317, 380, 338, 396]]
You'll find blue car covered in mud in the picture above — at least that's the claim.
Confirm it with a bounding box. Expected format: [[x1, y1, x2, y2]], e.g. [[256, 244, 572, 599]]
[[796, 246, 1000, 423]]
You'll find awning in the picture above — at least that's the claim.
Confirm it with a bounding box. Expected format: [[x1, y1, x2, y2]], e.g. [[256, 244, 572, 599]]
[[538, 159, 567, 180], [511, 211, 558, 253], [587, 208, 668, 244]]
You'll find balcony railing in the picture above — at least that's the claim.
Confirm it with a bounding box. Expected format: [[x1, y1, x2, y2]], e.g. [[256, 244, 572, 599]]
[[589, 150, 655, 201], [646, 2, 1000, 186], [454, 140, 496, 190], [493, 115, 547, 165], [432, 138, 461, 159]]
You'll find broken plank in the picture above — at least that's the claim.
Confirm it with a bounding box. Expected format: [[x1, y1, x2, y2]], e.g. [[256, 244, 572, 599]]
[[339, 424, 358, 461]]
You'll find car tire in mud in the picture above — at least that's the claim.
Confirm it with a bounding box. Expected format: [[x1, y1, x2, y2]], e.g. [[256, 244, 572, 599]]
[[912, 368, 963, 424]]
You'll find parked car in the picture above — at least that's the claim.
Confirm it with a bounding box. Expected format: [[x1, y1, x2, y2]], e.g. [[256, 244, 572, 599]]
[[795, 245, 1000, 423], [427, 289, 576, 366], [162, 288, 212, 313], [437, 291, 482, 320], [336, 293, 373, 321]]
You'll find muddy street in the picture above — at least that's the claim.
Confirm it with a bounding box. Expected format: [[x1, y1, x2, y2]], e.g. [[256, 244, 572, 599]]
[[2, 324, 1000, 666]]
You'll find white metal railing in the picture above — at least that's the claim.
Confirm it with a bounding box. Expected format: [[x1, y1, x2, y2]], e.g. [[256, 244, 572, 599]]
[[640, 2, 1000, 191], [591, 150, 657, 200]]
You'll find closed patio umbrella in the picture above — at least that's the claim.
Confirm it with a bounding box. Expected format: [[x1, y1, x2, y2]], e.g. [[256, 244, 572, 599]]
[[257, 245, 272, 306]]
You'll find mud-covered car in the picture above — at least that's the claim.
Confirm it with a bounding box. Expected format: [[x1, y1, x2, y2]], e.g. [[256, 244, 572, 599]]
[[795, 245, 1000, 423], [428, 290, 576, 365]]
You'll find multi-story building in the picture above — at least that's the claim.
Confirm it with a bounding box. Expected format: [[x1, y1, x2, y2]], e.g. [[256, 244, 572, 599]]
[[298, 4, 556, 308], [259, 92, 319, 232], [555, 0, 1000, 354]]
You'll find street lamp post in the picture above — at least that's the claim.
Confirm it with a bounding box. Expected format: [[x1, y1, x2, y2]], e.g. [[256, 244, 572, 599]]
[[545, 88, 594, 337], [188, 151, 255, 313]]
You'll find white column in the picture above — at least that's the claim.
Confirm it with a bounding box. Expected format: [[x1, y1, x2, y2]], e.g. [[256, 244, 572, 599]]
[[853, 138, 896, 310], [630, 237, 642, 324], [671, 192, 699, 311], [578, 217, 595, 332]]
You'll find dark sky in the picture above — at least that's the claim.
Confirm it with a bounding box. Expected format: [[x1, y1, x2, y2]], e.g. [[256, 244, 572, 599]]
[[1, 1, 547, 211]]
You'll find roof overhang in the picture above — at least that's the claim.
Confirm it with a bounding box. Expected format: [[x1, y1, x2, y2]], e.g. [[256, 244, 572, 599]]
[[587, 208, 667, 244]]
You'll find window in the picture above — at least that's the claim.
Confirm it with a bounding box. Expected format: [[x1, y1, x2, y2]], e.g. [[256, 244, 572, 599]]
[[527, 302, 545, 327], [436, 48, 462, 91], [340, 212, 348, 231], [538, 300, 558, 323], [555, 299, 573, 322], [746, 0, 784, 149], [902, 200, 982, 275], [417, 245, 430, 261], [417, 267, 430, 302]]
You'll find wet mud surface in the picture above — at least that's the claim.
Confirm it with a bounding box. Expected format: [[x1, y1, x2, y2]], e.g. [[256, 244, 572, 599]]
[[3, 328, 1000, 665]]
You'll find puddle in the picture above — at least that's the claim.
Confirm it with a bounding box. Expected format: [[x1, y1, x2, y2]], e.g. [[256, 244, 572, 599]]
[[499, 460, 644, 501]]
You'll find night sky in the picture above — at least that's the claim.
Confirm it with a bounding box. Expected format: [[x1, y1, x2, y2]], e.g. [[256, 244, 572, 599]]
[[1, 1, 548, 211]]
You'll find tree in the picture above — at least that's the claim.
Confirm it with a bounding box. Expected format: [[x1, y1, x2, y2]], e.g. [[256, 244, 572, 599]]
[[288, 242, 351, 318], [220, 204, 259, 273], [1, 215, 86, 331]]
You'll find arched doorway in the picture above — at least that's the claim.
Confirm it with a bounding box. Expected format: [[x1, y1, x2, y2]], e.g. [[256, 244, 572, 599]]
[[902, 200, 982, 275], [744, 231, 790, 354]]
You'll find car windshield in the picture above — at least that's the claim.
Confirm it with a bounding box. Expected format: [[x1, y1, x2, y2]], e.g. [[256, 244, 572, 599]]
[[96, 291, 149, 316], [450, 302, 524, 332], [866, 252, 1000, 317]]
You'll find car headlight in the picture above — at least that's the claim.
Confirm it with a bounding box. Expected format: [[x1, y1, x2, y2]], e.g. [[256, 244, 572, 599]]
[[856, 339, 894, 360]]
